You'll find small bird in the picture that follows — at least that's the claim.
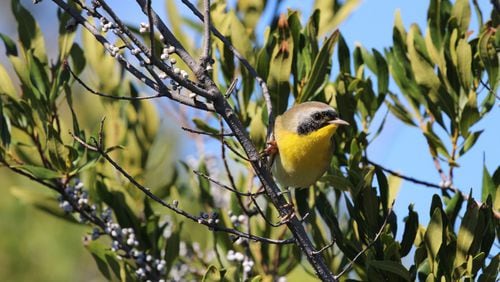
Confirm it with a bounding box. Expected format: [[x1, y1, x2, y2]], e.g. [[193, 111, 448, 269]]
[[271, 101, 349, 188]]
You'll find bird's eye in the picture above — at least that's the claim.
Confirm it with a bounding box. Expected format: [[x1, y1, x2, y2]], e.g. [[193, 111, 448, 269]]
[[312, 112, 322, 120]]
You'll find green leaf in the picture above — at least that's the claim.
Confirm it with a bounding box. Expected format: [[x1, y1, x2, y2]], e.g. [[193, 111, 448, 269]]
[[444, 192, 464, 229], [268, 19, 293, 114], [164, 222, 182, 275], [423, 125, 450, 159], [0, 33, 18, 56], [481, 165, 496, 204], [456, 38, 472, 90], [337, 33, 351, 74], [192, 118, 220, 136], [57, 5, 78, 60], [69, 43, 86, 75], [459, 130, 482, 156], [315, 0, 361, 36], [0, 100, 11, 147], [322, 173, 352, 191], [81, 24, 119, 93], [385, 98, 417, 127], [298, 30, 339, 102], [425, 207, 443, 262], [197, 159, 215, 207], [450, 0, 470, 35], [407, 25, 440, 102], [13, 164, 63, 179], [202, 264, 226, 281], [454, 199, 478, 270], [478, 254, 499, 282], [165, 0, 191, 52], [85, 241, 122, 280], [478, 28, 498, 92], [28, 52, 49, 100], [400, 204, 418, 257], [369, 260, 411, 281], [373, 49, 389, 95], [11, 0, 47, 63]]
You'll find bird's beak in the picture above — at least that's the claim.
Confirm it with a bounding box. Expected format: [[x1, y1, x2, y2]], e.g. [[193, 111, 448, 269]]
[[328, 118, 350, 126]]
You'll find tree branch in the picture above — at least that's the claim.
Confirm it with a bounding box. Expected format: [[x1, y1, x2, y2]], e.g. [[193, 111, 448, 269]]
[[71, 130, 292, 245]]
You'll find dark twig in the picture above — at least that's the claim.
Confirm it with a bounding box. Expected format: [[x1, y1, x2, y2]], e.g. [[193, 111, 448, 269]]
[[181, 126, 234, 137], [65, 62, 162, 100], [335, 204, 394, 279], [223, 140, 253, 162], [367, 159, 451, 191], [193, 170, 265, 197]]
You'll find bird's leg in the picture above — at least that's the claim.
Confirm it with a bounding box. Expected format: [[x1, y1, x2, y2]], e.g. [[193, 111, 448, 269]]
[[278, 187, 296, 223], [262, 140, 278, 157]]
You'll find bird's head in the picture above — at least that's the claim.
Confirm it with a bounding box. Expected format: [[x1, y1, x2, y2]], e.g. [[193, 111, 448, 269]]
[[280, 101, 349, 135]]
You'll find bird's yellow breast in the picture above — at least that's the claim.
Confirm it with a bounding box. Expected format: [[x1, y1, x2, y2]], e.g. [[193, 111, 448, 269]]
[[272, 118, 338, 188]]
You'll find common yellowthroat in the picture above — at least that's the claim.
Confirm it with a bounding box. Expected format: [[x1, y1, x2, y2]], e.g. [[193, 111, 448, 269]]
[[271, 101, 349, 188]]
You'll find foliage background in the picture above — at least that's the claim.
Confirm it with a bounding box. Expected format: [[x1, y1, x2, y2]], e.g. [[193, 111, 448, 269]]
[[0, 0, 498, 281]]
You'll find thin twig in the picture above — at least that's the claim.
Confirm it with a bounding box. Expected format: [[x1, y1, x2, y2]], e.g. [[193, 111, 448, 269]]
[[335, 204, 394, 279], [367, 159, 452, 191], [181, 126, 234, 137], [432, 156, 449, 185], [223, 140, 253, 162], [312, 241, 335, 255], [65, 62, 162, 100], [193, 171, 265, 197]]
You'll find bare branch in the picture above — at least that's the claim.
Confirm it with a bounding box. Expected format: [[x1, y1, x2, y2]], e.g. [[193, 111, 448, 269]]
[[53, 0, 215, 111], [201, 0, 212, 64]]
